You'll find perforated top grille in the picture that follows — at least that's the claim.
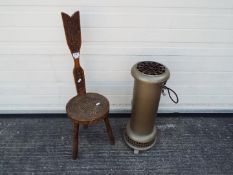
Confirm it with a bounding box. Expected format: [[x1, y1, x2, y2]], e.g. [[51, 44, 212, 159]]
[[137, 61, 166, 75]]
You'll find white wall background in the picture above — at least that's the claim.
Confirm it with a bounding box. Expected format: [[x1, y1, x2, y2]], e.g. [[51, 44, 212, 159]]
[[0, 0, 233, 113]]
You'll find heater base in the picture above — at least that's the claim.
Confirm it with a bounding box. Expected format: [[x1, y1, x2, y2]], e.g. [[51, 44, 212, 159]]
[[124, 122, 157, 154]]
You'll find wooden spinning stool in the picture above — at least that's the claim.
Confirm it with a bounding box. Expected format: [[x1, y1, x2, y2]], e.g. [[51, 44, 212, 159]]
[[61, 11, 115, 160]]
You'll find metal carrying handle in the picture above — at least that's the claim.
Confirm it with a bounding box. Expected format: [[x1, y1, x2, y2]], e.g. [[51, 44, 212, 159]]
[[162, 85, 179, 104]]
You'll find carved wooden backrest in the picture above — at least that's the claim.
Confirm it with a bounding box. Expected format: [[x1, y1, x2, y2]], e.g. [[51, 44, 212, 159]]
[[61, 11, 86, 96]]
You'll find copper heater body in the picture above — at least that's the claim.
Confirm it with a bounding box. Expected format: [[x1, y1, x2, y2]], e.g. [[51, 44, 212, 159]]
[[124, 61, 170, 154]]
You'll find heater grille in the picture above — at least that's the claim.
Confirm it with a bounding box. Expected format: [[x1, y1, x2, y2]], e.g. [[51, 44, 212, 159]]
[[137, 61, 165, 75], [124, 132, 155, 148]]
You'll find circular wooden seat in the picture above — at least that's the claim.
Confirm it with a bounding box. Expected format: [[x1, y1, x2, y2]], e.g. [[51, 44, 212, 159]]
[[66, 93, 109, 124]]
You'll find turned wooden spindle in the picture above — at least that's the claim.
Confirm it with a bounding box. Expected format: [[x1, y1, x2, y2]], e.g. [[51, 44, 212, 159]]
[[73, 59, 86, 95]]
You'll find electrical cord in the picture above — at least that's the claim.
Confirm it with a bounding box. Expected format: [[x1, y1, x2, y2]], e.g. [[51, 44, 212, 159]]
[[162, 85, 179, 104]]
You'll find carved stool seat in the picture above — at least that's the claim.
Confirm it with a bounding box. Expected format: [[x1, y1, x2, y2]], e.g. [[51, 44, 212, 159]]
[[66, 93, 109, 124], [66, 92, 114, 159]]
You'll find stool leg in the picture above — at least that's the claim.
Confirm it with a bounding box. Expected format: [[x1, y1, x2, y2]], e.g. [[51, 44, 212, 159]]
[[104, 117, 115, 145], [72, 123, 79, 160]]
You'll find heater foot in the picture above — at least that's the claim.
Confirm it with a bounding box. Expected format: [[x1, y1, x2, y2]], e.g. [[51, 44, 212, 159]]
[[134, 149, 139, 154], [124, 122, 157, 154]]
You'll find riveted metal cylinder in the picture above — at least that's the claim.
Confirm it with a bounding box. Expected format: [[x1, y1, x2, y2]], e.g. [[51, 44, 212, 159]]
[[124, 61, 170, 153]]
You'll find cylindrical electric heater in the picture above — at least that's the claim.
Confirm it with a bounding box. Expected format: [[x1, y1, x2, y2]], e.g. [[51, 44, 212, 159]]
[[124, 61, 172, 154]]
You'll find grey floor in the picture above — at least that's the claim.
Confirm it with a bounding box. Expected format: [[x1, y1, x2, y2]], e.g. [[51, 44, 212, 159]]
[[0, 114, 232, 175]]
